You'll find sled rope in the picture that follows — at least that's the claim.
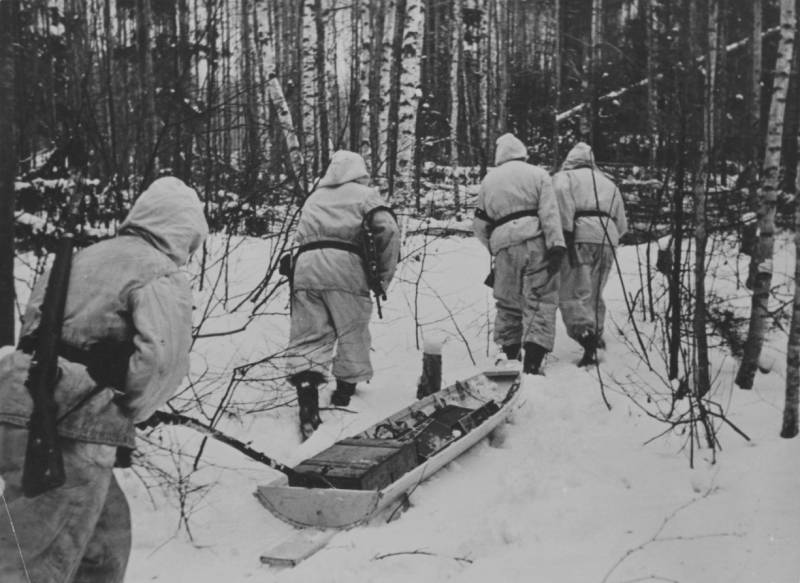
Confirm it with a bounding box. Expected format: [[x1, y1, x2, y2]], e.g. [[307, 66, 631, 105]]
[[2, 493, 32, 583], [141, 411, 333, 488]]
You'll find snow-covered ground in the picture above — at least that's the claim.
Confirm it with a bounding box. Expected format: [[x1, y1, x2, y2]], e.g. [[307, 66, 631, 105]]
[[10, 226, 800, 582]]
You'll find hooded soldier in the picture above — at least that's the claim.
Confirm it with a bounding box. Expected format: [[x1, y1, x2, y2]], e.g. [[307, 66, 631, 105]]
[[553, 142, 628, 366], [285, 150, 400, 438], [473, 133, 566, 374], [0, 176, 208, 583]]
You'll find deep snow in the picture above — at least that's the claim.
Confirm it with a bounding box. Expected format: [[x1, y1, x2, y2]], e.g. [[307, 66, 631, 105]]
[[6, 225, 800, 583]]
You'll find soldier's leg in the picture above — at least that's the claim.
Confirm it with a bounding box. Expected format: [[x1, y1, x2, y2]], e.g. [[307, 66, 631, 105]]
[[559, 243, 594, 341], [285, 289, 336, 379], [328, 290, 374, 385], [73, 473, 131, 583], [0, 425, 116, 583], [521, 238, 560, 352], [492, 246, 525, 350]]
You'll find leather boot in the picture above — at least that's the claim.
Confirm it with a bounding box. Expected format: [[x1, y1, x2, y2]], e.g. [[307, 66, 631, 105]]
[[577, 331, 598, 367], [331, 379, 356, 407], [501, 343, 522, 361], [290, 371, 325, 439], [522, 342, 547, 375]]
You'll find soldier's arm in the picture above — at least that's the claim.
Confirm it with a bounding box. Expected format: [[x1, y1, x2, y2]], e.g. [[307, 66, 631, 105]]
[[371, 207, 401, 289], [536, 171, 565, 249], [612, 186, 629, 239], [472, 183, 492, 250], [119, 272, 194, 423], [552, 172, 576, 234]]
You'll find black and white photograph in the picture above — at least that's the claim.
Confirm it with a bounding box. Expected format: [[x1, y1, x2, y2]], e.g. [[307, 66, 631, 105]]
[[0, 0, 798, 581]]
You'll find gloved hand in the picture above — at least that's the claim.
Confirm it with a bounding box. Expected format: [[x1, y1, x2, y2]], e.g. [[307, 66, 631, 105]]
[[564, 231, 578, 267], [546, 245, 567, 276]]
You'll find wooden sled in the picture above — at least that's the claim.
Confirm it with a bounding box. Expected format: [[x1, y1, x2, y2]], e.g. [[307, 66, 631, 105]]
[[255, 368, 521, 565]]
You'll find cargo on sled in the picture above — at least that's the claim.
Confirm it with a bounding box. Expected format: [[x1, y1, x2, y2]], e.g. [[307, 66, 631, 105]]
[[254, 368, 521, 530]]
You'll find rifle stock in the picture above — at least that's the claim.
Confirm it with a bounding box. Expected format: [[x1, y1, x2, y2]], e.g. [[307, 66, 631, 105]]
[[21, 234, 75, 497]]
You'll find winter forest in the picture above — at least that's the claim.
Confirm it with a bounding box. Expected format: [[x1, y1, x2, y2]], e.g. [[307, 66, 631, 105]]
[[1, 0, 800, 581]]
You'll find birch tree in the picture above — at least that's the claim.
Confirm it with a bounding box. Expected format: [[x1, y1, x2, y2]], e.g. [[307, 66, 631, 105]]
[[314, 0, 330, 170], [395, 0, 426, 200], [386, 0, 408, 200], [358, 0, 373, 168], [376, 0, 397, 191], [736, 0, 796, 390], [301, 0, 319, 176], [450, 0, 463, 212], [263, 37, 307, 195]]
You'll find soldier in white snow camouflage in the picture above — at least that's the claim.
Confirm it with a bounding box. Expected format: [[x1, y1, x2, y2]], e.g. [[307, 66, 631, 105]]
[[473, 133, 566, 375], [0, 177, 208, 583], [285, 151, 400, 438], [553, 142, 628, 366]]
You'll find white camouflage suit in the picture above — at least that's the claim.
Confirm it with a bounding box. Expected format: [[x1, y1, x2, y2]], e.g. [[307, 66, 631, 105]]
[[473, 134, 565, 352], [553, 142, 628, 343], [285, 151, 400, 384], [0, 177, 208, 583]]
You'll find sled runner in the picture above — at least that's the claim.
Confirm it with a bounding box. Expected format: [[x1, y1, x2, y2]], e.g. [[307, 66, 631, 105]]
[[255, 368, 521, 565]]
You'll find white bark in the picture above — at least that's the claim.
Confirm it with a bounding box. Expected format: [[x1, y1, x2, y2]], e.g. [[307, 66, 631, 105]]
[[396, 0, 425, 198], [358, 0, 372, 169], [376, 0, 397, 191], [300, 0, 318, 175], [737, 0, 796, 389]]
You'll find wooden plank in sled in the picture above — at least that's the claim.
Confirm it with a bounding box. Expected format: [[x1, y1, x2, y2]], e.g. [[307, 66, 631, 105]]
[[260, 528, 336, 567]]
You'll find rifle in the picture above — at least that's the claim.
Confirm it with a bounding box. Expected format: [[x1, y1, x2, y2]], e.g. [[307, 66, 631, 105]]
[[21, 178, 81, 497], [362, 208, 391, 319]]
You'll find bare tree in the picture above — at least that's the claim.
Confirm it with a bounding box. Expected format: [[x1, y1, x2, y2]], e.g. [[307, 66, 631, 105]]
[[782, 141, 800, 438], [0, 0, 17, 346], [736, 0, 796, 390]]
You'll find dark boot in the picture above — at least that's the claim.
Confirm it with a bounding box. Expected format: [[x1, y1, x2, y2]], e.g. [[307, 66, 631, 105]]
[[577, 331, 598, 367], [522, 342, 547, 375], [290, 371, 325, 439], [501, 343, 522, 361], [331, 379, 356, 407]]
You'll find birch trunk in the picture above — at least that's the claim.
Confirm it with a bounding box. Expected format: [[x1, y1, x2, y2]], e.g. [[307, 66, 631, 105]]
[[781, 140, 800, 438], [358, 0, 373, 168], [736, 0, 796, 390], [394, 0, 425, 202], [386, 0, 407, 200], [314, 0, 330, 170], [376, 0, 397, 192], [301, 0, 319, 176], [264, 39, 307, 195], [450, 0, 462, 213]]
